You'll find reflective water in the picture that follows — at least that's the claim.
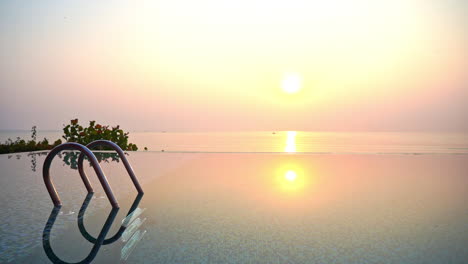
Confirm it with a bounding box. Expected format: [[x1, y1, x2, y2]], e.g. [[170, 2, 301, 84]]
[[1, 151, 468, 263], [1, 131, 468, 153]]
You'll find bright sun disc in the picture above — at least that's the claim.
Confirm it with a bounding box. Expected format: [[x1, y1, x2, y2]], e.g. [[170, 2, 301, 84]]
[[285, 170, 297, 181], [281, 73, 302, 94]]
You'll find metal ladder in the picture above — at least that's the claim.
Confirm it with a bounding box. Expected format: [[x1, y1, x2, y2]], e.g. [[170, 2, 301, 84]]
[[43, 140, 144, 209]]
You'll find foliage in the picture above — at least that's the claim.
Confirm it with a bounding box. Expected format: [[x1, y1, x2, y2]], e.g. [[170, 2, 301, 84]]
[[63, 119, 138, 151], [0, 126, 62, 154], [0, 120, 139, 154]]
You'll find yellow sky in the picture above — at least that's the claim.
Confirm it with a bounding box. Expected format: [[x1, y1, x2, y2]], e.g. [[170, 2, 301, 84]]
[[0, 0, 466, 131]]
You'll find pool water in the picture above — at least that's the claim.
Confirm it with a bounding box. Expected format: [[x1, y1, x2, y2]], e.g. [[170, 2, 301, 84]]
[[1, 151, 468, 263]]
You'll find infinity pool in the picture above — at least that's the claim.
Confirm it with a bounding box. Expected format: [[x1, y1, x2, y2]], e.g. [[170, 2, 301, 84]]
[[1, 152, 467, 263]]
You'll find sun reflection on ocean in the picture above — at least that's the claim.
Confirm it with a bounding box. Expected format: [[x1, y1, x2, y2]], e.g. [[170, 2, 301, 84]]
[[284, 131, 297, 153]]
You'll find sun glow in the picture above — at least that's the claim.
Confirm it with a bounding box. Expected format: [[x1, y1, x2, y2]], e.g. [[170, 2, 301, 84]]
[[281, 73, 302, 94]]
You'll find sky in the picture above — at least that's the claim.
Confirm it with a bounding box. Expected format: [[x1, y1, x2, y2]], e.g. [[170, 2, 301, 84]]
[[0, 0, 467, 132]]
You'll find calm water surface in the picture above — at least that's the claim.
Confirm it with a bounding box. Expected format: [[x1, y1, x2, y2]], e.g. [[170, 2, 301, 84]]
[[0, 131, 467, 263], [0, 151, 467, 263]]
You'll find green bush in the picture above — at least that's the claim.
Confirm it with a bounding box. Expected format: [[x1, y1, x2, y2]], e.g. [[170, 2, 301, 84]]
[[0, 126, 62, 154], [0, 120, 138, 154], [63, 119, 138, 151]]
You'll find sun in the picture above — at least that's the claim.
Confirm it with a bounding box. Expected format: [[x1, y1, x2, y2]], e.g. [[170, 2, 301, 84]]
[[281, 73, 302, 94]]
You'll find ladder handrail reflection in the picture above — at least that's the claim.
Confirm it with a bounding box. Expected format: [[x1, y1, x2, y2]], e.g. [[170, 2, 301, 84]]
[[78, 193, 144, 245], [42, 195, 119, 264]]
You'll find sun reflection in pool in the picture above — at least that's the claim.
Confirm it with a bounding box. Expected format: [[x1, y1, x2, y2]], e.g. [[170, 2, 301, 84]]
[[285, 170, 297, 181], [275, 163, 309, 194]]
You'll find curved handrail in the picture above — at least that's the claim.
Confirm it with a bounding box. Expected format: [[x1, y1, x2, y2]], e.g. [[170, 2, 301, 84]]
[[43, 142, 119, 208], [79, 193, 144, 244], [42, 199, 119, 264], [78, 140, 144, 194]]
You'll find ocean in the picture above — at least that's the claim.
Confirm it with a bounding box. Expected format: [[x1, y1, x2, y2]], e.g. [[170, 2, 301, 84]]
[[1, 130, 467, 154]]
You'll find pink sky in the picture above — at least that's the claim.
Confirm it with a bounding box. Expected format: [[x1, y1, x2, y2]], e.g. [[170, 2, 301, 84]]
[[0, 0, 467, 132]]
